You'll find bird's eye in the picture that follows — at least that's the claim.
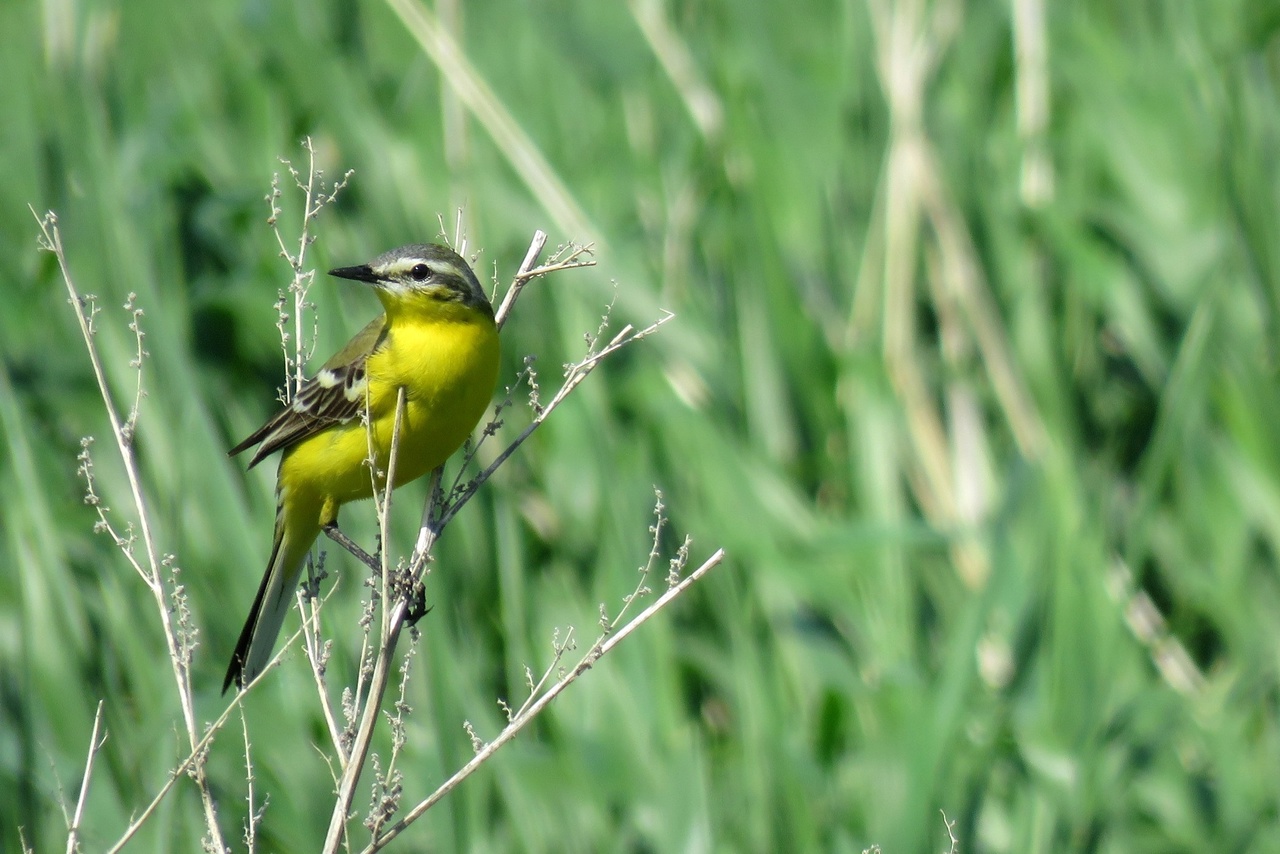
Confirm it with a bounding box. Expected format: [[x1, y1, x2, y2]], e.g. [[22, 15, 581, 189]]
[[410, 263, 431, 281]]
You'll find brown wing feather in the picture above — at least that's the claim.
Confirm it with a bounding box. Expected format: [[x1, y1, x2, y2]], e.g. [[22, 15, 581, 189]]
[[229, 315, 389, 469]]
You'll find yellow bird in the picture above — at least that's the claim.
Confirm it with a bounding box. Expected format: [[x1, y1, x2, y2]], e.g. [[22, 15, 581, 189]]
[[224, 244, 500, 692]]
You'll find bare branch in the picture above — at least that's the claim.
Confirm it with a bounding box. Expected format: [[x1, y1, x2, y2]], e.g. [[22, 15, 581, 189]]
[[360, 549, 726, 852], [299, 555, 347, 766], [435, 309, 676, 536], [241, 711, 268, 852], [65, 700, 106, 854], [495, 231, 595, 329]]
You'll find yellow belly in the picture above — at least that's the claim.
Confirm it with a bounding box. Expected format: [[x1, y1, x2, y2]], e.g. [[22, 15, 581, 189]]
[[276, 312, 500, 526]]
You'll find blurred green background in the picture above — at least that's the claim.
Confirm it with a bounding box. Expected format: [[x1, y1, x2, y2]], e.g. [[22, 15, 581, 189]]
[[4, 0, 1280, 851]]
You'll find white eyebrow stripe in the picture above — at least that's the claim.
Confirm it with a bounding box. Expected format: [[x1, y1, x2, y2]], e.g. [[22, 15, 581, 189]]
[[385, 259, 463, 277], [431, 260, 462, 279]]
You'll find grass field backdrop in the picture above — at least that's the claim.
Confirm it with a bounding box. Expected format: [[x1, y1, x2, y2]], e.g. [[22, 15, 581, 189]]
[[3, 0, 1279, 851]]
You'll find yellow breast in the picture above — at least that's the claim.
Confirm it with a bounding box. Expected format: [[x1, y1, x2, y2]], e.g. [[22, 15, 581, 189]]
[[278, 309, 500, 524]]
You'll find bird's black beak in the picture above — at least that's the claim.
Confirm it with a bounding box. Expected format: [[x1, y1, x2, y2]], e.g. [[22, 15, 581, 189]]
[[328, 264, 380, 284]]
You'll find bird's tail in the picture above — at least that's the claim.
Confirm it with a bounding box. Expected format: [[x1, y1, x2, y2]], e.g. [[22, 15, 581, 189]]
[[223, 496, 320, 693]]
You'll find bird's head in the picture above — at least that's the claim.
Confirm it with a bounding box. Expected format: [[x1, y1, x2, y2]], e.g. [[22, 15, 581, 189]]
[[329, 243, 493, 320]]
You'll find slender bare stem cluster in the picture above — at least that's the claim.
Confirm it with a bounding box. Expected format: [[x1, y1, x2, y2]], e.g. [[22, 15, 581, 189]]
[[267, 136, 353, 401], [33, 208, 230, 853], [360, 548, 725, 853]]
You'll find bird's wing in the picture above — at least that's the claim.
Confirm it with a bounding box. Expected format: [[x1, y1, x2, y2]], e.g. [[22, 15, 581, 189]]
[[229, 315, 389, 469]]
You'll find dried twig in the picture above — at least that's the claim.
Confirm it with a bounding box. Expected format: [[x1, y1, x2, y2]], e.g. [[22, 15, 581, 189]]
[[65, 700, 106, 854], [360, 548, 726, 852]]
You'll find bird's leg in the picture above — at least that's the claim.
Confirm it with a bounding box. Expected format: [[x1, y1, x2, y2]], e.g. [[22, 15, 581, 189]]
[[322, 522, 380, 573]]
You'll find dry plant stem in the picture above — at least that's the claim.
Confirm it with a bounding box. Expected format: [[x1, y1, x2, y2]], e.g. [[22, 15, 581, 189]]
[[32, 208, 229, 853], [321, 391, 409, 852], [269, 136, 353, 396], [104, 612, 328, 854], [494, 230, 596, 330], [379, 389, 409, 645], [321, 586, 405, 850], [367, 643, 416, 840], [65, 700, 105, 854], [1011, 0, 1053, 206], [494, 230, 547, 327], [940, 809, 958, 854], [361, 548, 727, 853], [241, 712, 260, 850], [270, 143, 356, 760], [511, 627, 575, 720], [277, 145, 315, 393], [448, 209, 467, 254], [605, 488, 667, 632], [864, 0, 1046, 588], [301, 579, 348, 767]]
